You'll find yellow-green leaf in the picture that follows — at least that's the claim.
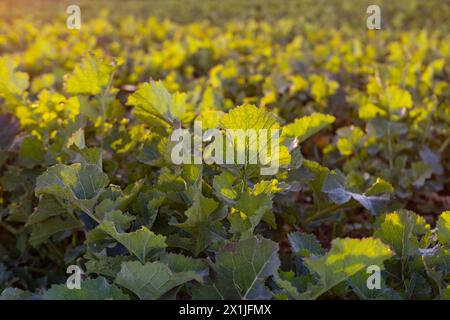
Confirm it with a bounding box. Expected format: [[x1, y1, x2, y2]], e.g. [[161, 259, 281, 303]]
[[437, 211, 450, 245], [65, 53, 115, 95], [128, 80, 186, 127], [304, 237, 393, 299], [282, 113, 335, 143], [0, 56, 29, 105]]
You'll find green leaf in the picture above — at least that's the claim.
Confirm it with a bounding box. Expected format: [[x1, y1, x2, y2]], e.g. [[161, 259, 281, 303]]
[[219, 104, 291, 171], [27, 195, 82, 246], [85, 251, 125, 278], [288, 232, 324, 257], [229, 191, 273, 238], [0, 288, 35, 300], [309, 74, 338, 102], [66, 128, 86, 149], [374, 210, 429, 257], [161, 253, 207, 274], [65, 53, 115, 95], [220, 104, 279, 131], [336, 126, 364, 156], [420, 147, 443, 175], [273, 272, 306, 300], [27, 196, 67, 225], [282, 113, 335, 143], [78, 147, 103, 166], [132, 188, 164, 228], [196, 237, 280, 300], [213, 171, 238, 200], [366, 178, 394, 196], [128, 81, 186, 128], [358, 102, 386, 120], [137, 133, 167, 166], [437, 211, 450, 245], [35, 163, 109, 216], [322, 172, 390, 214], [94, 207, 134, 231], [181, 194, 219, 227], [444, 286, 450, 300], [303, 237, 393, 299], [95, 221, 167, 263], [94, 181, 144, 221], [156, 167, 187, 192], [252, 179, 282, 196], [384, 85, 413, 111], [411, 162, 433, 188], [44, 277, 128, 300], [115, 261, 201, 300], [0, 56, 29, 105], [26, 195, 82, 246], [348, 271, 401, 300], [423, 247, 450, 287], [293, 160, 330, 205], [28, 215, 82, 247], [176, 186, 221, 255], [18, 136, 45, 169]]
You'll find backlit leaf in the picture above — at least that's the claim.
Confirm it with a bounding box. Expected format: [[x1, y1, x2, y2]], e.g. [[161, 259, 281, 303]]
[[282, 113, 335, 143], [115, 261, 201, 300], [65, 53, 115, 95], [303, 238, 393, 299]]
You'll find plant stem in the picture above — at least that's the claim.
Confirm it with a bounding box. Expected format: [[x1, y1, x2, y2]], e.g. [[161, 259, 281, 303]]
[[303, 202, 350, 226], [100, 71, 116, 150], [0, 222, 18, 236], [387, 122, 394, 170], [439, 136, 450, 153]]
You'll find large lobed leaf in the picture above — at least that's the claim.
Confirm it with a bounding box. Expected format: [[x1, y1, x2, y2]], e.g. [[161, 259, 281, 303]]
[[0, 56, 29, 105], [374, 210, 429, 257], [115, 261, 201, 300], [35, 163, 109, 214], [65, 53, 115, 95], [96, 221, 167, 263], [194, 237, 280, 300], [128, 80, 186, 128], [282, 113, 335, 143], [220, 104, 279, 131], [322, 172, 391, 215], [437, 211, 450, 245], [302, 237, 393, 299]]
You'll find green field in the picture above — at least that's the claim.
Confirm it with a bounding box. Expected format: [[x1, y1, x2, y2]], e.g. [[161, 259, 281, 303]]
[[0, 0, 449, 300]]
